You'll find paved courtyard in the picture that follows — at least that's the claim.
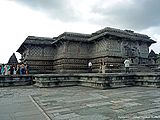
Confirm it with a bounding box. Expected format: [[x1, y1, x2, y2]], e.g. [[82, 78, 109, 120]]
[[0, 86, 160, 120]]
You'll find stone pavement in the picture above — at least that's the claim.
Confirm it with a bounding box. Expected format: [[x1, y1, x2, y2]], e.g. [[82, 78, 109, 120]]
[[0, 86, 160, 120], [0, 86, 48, 120]]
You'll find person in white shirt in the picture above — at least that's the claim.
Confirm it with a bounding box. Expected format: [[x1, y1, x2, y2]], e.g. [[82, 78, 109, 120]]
[[124, 58, 131, 73], [88, 61, 92, 73]]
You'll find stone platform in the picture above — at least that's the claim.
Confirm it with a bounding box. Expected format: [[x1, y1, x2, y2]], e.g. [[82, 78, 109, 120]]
[[34, 73, 160, 89], [0, 72, 160, 89], [0, 75, 33, 87]]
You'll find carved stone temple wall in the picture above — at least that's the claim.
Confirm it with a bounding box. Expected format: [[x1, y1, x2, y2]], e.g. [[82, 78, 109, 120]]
[[17, 27, 156, 74], [51, 32, 91, 73], [17, 36, 55, 73]]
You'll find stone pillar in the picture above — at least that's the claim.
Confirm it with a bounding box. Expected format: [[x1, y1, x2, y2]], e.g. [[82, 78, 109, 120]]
[[102, 65, 106, 73]]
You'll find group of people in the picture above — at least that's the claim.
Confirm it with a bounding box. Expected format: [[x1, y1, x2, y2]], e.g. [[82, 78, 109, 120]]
[[0, 63, 29, 75], [88, 58, 132, 73]]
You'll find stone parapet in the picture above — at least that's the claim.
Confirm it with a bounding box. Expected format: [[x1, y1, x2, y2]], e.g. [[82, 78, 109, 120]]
[[134, 73, 160, 87], [0, 75, 33, 87], [34, 73, 160, 89], [34, 74, 135, 89], [1, 73, 159, 88]]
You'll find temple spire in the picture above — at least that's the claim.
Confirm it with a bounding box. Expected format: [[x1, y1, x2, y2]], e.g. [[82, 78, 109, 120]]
[[7, 53, 18, 65]]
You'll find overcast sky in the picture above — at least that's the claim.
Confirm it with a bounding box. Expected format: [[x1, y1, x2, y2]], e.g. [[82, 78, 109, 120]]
[[0, 0, 160, 63]]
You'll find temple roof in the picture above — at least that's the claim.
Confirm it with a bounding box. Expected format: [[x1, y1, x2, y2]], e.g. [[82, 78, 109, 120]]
[[22, 36, 55, 45], [17, 36, 55, 53], [52, 32, 91, 44], [89, 27, 156, 43], [7, 53, 18, 65], [17, 27, 156, 54]]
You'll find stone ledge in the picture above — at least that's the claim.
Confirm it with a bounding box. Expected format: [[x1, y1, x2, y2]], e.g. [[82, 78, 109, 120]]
[[34, 73, 160, 89], [0, 75, 33, 87], [1, 73, 159, 89]]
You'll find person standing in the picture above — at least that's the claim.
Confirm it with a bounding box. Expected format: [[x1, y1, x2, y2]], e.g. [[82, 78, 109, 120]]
[[9, 65, 14, 75], [7, 65, 11, 75], [0, 65, 1, 75], [1, 64, 4, 75], [124, 58, 131, 73], [4, 65, 8, 75], [20, 64, 26, 75], [25, 64, 29, 75], [88, 61, 92, 73], [16, 64, 20, 75]]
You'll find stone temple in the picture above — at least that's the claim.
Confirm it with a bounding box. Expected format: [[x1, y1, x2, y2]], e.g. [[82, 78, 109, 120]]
[[17, 27, 156, 74]]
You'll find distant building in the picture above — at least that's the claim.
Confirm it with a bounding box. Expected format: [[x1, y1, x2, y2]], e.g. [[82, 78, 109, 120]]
[[17, 27, 156, 73], [7, 53, 18, 65]]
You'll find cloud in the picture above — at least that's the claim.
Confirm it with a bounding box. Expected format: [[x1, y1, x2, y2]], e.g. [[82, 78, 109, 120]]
[[11, 0, 160, 30], [13, 0, 78, 22], [91, 0, 160, 30]]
